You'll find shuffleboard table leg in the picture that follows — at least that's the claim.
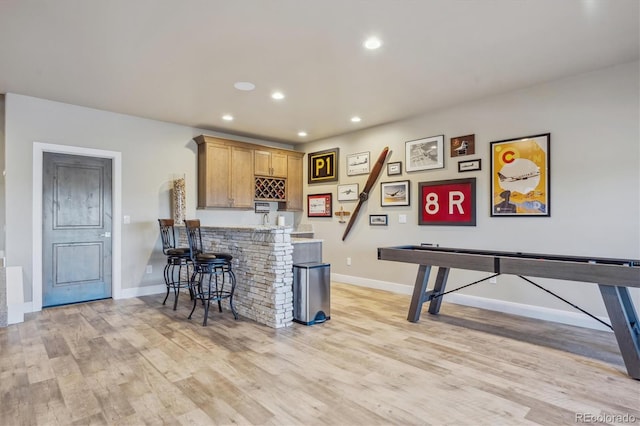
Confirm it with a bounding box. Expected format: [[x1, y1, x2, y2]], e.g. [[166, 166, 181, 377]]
[[407, 265, 431, 322], [428, 267, 450, 315], [598, 284, 640, 379]]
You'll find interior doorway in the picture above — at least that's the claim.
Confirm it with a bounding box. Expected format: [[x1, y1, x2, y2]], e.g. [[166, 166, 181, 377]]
[[32, 143, 122, 312], [42, 152, 112, 306]]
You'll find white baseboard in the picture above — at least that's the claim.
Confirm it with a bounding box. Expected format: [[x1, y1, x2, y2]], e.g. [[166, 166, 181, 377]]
[[332, 273, 414, 295], [331, 273, 612, 332], [118, 284, 166, 299]]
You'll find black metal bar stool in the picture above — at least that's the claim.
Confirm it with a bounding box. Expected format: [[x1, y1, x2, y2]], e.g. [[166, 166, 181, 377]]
[[184, 219, 238, 326], [158, 219, 192, 310]]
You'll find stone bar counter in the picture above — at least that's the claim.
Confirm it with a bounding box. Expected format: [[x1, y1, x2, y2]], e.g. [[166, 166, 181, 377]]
[[180, 225, 294, 328]]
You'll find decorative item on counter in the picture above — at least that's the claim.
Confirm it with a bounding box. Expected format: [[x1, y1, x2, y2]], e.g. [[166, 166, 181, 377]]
[[172, 176, 186, 225], [277, 215, 285, 226], [335, 206, 351, 223]]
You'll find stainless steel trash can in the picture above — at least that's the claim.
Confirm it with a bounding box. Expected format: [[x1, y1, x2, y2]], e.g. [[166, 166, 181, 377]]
[[293, 262, 330, 325]]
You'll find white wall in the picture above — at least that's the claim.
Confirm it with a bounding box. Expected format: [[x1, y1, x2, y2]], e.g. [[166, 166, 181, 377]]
[[4, 94, 296, 304], [301, 62, 639, 324], [3, 62, 638, 328], [0, 94, 5, 255]]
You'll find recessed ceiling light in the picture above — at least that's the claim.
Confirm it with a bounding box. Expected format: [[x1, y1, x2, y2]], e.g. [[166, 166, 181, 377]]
[[222, 114, 234, 121], [364, 37, 382, 50], [271, 91, 285, 100], [234, 81, 255, 91], [298, 131, 307, 137], [350, 116, 362, 123]]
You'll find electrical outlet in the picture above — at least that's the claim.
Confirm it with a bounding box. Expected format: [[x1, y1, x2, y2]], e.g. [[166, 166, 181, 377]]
[[489, 276, 497, 284], [346, 257, 352, 266], [146, 265, 153, 274]]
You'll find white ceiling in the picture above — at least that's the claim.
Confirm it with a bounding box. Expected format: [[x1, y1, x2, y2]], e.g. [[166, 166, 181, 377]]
[[0, 0, 638, 144]]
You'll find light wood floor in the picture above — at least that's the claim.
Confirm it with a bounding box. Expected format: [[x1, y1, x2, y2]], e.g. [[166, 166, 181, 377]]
[[1, 283, 638, 425]]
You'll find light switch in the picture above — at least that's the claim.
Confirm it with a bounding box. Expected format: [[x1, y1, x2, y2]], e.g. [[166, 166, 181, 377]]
[[398, 214, 407, 224], [123, 215, 131, 224]]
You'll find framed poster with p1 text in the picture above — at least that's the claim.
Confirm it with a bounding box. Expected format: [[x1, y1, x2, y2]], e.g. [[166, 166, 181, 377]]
[[308, 148, 339, 184]]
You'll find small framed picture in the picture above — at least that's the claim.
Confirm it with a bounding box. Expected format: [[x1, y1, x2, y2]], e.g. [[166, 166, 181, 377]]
[[380, 180, 410, 207], [387, 161, 402, 176], [458, 159, 481, 172], [369, 214, 388, 226], [307, 193, 333, 217], [337, 183, 359, 201], [450, 134, 475, 157], [405, 135, 445, 172], [346, 152, 370, 176]]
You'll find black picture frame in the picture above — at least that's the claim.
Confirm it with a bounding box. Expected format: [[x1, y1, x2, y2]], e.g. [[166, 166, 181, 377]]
[[380, 180, 410, 207], [490, 133, 550, 217], [369, 214, 388, 226], [458, 159, 481, 172], [308, 148, 339, 184]]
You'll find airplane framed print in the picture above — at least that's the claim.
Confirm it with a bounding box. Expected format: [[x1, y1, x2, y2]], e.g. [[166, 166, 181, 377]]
[[346, 151, 370, 176], [490, 133, 550, 217], [337, 183, 359, 202], [381, 180, 410, 207]]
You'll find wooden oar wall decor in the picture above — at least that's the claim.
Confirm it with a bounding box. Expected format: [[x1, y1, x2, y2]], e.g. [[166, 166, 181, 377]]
[[341, 146, 390, 241]]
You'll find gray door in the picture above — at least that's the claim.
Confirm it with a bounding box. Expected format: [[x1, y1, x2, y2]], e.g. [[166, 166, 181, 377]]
[[43, 152, 112, 307]]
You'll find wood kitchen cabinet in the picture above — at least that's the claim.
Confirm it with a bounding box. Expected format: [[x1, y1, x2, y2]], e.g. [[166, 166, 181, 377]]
[[195, 135, 303, 211], [255, 150, 288, 178], [195, 136, 254, 209], [279, 153, 304, 211]]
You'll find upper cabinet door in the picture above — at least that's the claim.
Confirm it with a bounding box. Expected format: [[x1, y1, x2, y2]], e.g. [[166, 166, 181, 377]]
[[271, 152, 288, 178], [230, 146, 255, 208], [254, 150, 272, 176], [198, 142, 231, 208], [196, 137, 253, 209], [255, 150, 288, 178]]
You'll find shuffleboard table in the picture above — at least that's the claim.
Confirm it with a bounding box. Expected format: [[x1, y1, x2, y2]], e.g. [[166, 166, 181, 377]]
[[377, 245, 640, 379]]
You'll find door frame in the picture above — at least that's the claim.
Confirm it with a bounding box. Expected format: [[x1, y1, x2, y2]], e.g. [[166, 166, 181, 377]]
[[32, 142, 122, 311]]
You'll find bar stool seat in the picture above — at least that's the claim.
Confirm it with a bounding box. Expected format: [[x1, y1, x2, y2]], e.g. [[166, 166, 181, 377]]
[[165, 247, 190, 256], [184, 219, 238, 326], [158, 219, 192, 310]]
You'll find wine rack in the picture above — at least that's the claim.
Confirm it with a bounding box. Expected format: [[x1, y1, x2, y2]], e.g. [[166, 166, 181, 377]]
[[255, 177, 286, 201]]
